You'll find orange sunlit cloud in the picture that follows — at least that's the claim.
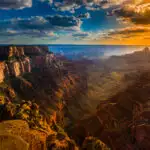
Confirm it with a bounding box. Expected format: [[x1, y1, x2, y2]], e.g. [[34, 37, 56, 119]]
[[91, 26, 150, 45], [91, 0, 150, 45]]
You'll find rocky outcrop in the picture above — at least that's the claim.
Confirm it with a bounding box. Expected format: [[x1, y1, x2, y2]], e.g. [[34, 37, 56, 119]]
[[9, 46, 25, 57], [0, 120, 47, 150], [0, 46, 49, 58], [8, 57, 31, 77], [23, 46, 49, 56], [100, 47, 150, 71], [0, 46, 32, 83], [77, 71, 150, 150], [0, 59, 31, 83], [31, 53, 58, 68], [0, 63, 5, 83], [82, 136, 110, 150], [0, 134, 29, 150], [0, 46, 24, 59], [132, 124, 150, 149], [0, 46, 64, 83], [0, 62, 9, 83], [0, 45, 87, 150]]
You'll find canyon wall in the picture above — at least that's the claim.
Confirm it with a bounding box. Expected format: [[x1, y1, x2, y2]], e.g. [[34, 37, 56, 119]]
[[0, 62, 8, 83], [0, 46, 61, 83], [7, 57, 31, 77], [0, 45, 86, 150], [0, 46, 31, 83], [0, 46, 24, 59], [23, 46, 49, 56]]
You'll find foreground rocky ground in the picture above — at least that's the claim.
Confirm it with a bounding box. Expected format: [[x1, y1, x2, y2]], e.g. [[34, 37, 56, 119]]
[[0, 46, 150, 150]]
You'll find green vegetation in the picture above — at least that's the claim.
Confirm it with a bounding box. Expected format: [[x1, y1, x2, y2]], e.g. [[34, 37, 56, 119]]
[[46, 131, 78, 150], [0, 100, 49, 132], [0, 82, 8, 88], [0, 91, 4, 96], [51, 121, 67, 136], [0, 96, 5, 105], [15, 101, 48, 130], [8, 55, 26, 61], [82, 136, 110, 150], [46, 121, 78, 149], [8, 56, 17, 62]]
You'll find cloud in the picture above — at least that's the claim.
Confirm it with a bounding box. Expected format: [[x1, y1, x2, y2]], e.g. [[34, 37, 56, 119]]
[[0, 15, 83, 43], [53, 2, 79, 12], [46, 15, 81, 28], [71, 31, 102, 41], [113, 2, 150, 24], [1, 15, 82, 32], [39, 0, 53, 4], [77, 12, 91, 19], [100, 26, 150, 40], [41, 0, 130, 12], [108, 26, 150, 35], [0, 0, 32, 9], [72, 32, 90, 39], [89, 25, 150, 45]]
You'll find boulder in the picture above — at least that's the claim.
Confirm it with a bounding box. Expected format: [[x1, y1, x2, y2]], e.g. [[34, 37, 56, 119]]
[[0, 120, 47, 150], [0, 133, 29, 150]]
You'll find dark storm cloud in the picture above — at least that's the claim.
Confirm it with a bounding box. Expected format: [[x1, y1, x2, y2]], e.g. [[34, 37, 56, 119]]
[[0, 0, 32, 9]]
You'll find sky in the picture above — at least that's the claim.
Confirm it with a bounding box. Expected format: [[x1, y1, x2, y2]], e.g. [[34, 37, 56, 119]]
[[0, 0, 150, 45]]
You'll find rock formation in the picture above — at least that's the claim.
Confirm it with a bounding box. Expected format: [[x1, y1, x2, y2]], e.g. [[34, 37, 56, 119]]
[[3, 46, 150, 149], [0, 46, 59, 83], [0, 45, 84, 150], [0, 46, 32, 82], [0, 120, 46, 150], [0, 62, 8, 83], [23, 46, 49, 56], [0, 134, 29, 150]]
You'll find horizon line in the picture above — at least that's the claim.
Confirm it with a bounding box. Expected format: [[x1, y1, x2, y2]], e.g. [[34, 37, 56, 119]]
[[0, 44, 149, 46]]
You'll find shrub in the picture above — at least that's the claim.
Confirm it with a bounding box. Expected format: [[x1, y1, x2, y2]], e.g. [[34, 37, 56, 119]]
[[82, 136, 110, 150]]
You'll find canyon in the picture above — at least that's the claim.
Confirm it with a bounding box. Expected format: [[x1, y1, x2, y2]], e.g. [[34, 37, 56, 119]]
[[0, 46, 92, 150], [0, 46, 150, 150]]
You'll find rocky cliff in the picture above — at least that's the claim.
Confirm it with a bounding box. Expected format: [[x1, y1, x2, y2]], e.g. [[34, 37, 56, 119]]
[[3, 45, 144, 149], [0, 46, 60, 83], [0, 46, 31, 81], [23, 46, 49, 56], [72, 70, 150, 150], [0, 62, 9, 83], [0, 46, 90, 150]]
